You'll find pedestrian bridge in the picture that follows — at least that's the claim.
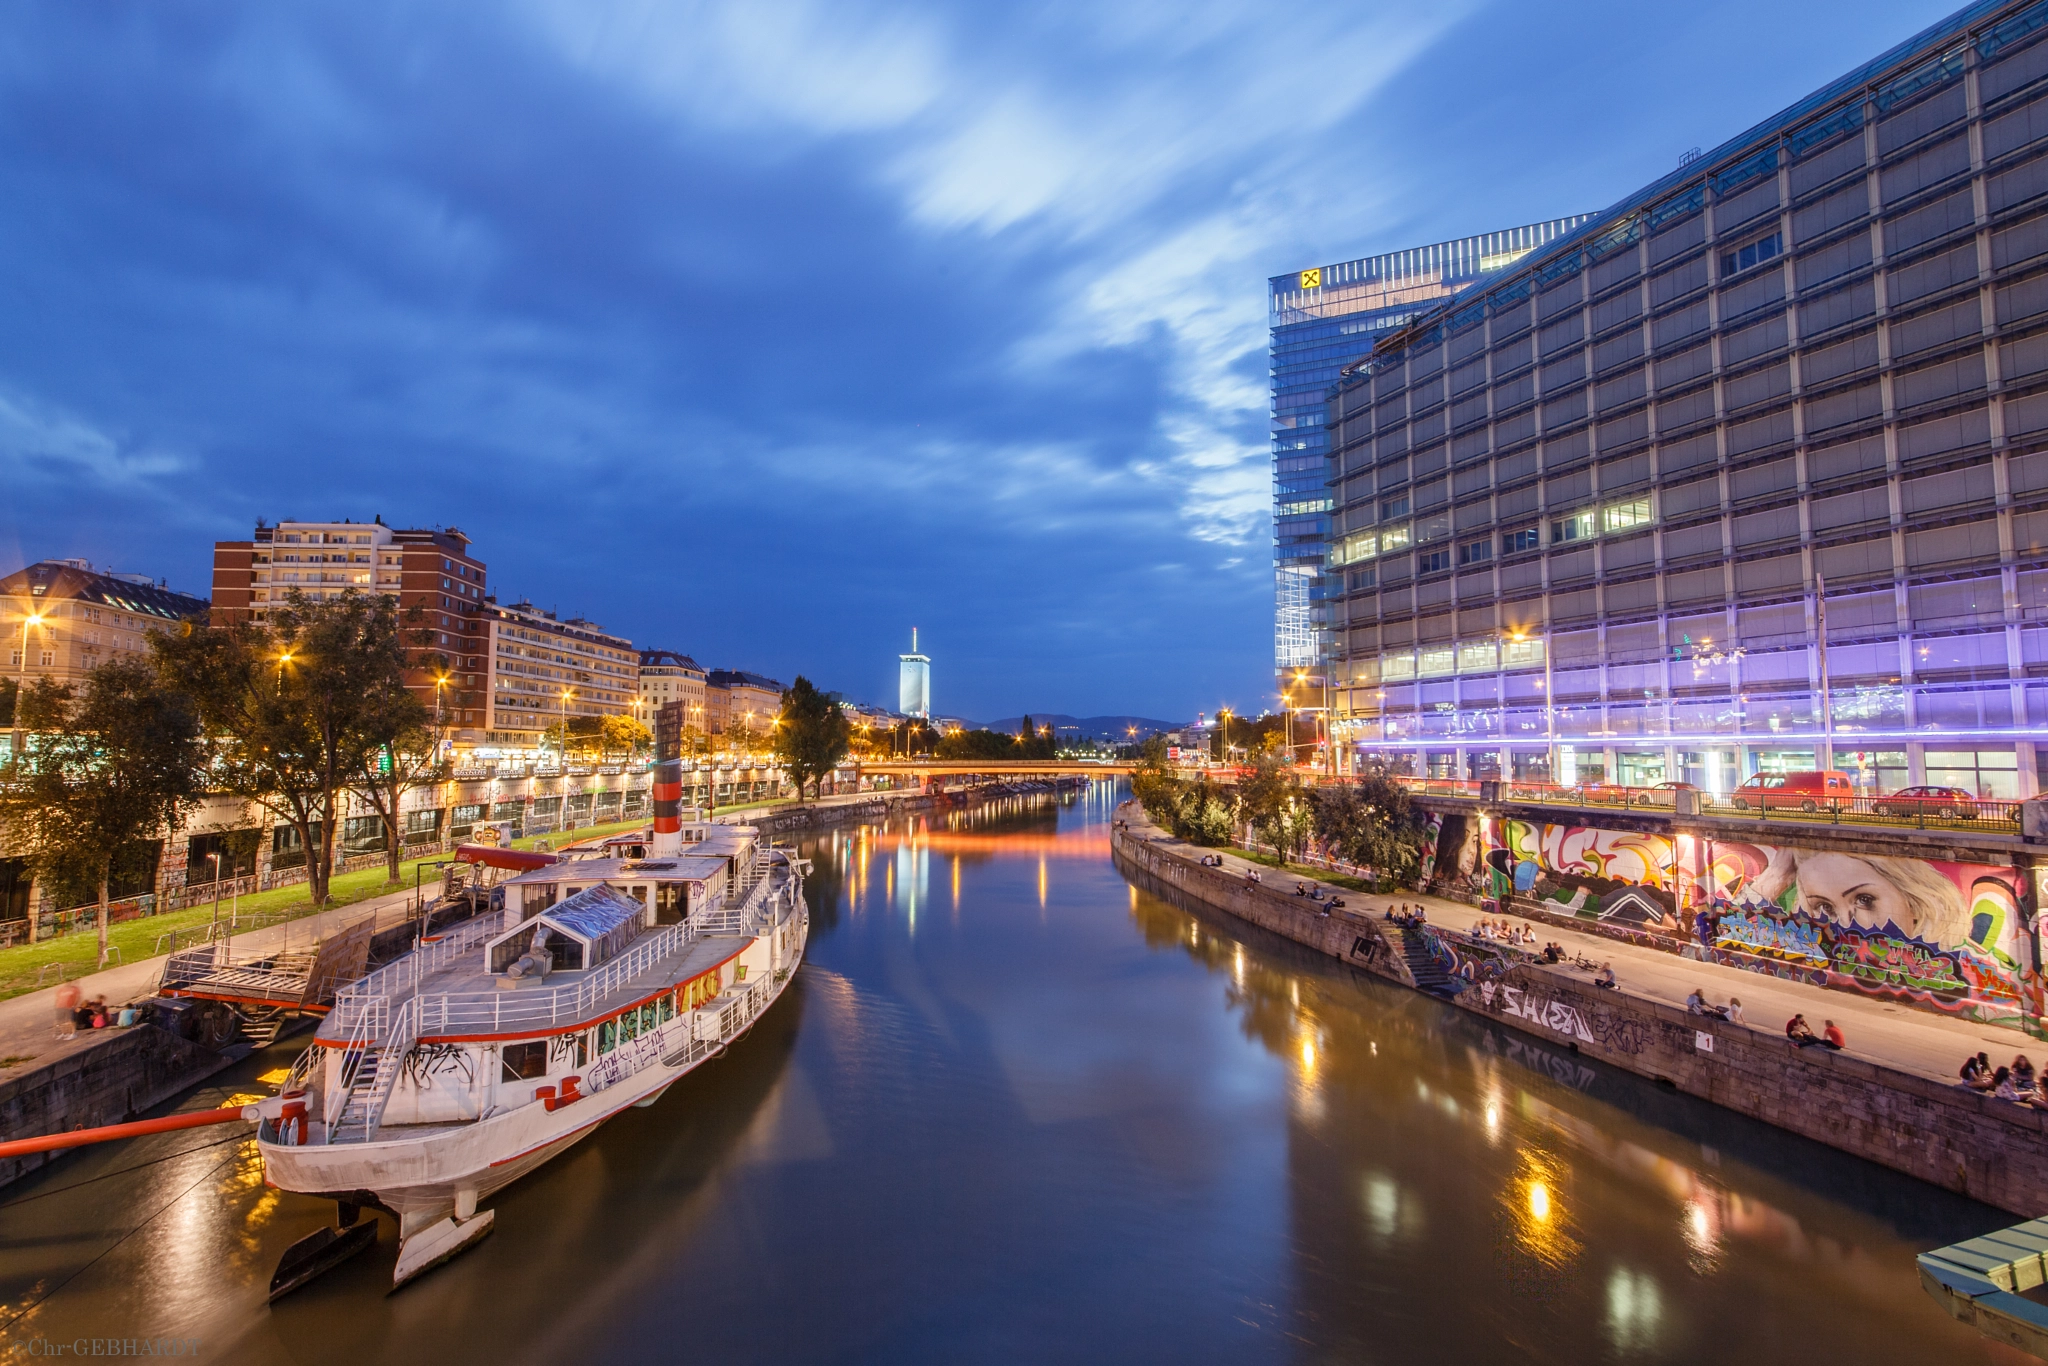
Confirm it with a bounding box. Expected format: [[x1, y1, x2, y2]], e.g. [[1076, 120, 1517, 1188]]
[[859, 760, 1135, 777]]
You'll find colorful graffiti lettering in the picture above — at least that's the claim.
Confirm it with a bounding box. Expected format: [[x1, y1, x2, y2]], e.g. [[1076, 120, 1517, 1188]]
[[1484, 818, 2040, 1026]]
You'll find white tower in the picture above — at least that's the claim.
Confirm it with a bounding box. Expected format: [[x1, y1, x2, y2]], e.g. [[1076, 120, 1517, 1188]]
[[898, 628, 931, 719]]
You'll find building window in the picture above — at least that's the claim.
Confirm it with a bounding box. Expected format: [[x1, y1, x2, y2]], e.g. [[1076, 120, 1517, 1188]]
[[1552, 511, 1596, 544], [1502, 527, 1541, 555], [1348, 567, 1376, 590], [1601, 498, 1653, 533], [1720, 232, 1781, 277], [1419, 549, 1451, 575], [1379, 496, 1409, 522], [1458, 539, 1493, 566]]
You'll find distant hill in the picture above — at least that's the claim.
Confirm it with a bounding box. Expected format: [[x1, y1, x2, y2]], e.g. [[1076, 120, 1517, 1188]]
[[979, 713, 1184, 743]]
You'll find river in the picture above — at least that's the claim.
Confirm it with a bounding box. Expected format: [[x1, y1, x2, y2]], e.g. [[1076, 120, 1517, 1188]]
[[0, 781, 2020, 1363]]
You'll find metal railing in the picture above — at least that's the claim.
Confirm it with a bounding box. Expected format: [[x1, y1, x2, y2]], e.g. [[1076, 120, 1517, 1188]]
[[1388, 775, 2025, 833]]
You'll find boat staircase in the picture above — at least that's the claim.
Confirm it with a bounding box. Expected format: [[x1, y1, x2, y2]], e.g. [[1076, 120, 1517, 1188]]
[[330, 1002, 418, 1144], [1391, 926, 1461, 999]]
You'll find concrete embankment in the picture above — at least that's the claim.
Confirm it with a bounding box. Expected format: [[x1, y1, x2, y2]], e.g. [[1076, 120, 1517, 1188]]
[[1112, 804, 2048, 1216], [0, 1024, 238, 1188]]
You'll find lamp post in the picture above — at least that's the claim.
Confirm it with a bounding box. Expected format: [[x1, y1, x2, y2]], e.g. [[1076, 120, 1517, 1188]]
[[275, 648, 295, 695], [207, 852, 224, 940], [9, 607, 44, 764], [558, 688, 575, 767], [1219, 706, 1233, 768]]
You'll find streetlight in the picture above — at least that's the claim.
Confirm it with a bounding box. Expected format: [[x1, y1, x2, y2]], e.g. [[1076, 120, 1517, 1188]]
[[275, 648, 296, 694], [1219, 706, 1233, 767], [9, 607, 45, 764], [558, 688, 575, 766]]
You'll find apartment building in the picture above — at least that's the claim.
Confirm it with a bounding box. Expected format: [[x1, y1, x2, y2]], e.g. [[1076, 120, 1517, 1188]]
[[480, 601, 638, 758], [635, 650, 708, 732], [1, 556, 207, 699], [706, 669, 784, 737], [211, 518, 490, 733]]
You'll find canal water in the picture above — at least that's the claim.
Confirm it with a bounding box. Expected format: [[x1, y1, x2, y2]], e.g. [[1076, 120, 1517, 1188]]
[[0, 782, 2022, 1364]]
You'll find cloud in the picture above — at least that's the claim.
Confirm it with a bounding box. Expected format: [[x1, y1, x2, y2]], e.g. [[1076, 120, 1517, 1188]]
[[0, 389, 185, 491]]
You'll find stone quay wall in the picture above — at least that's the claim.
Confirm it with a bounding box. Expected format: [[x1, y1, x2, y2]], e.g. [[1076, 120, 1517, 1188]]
[[1111, 813, 2048, 1216], [0, 1025, 236, 1188]]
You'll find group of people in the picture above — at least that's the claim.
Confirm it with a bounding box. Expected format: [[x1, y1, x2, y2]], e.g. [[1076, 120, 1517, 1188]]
[[1785, 1013, 1846, 1049], [52, 982, 125, 1040], [1685, 988, 1745, 1023], [1959, 1051, 2048, 1106], [1382, 904, 1428, 928], [1469, 918, 1537, 946]]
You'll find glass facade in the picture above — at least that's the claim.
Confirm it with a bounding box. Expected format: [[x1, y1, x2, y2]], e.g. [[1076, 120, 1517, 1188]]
[[1327, 0, 2048, 798], [1269, 220, 1597, 686]]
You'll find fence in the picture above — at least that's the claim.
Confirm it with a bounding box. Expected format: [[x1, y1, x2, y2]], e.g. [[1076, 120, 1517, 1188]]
[[1387, 776, 2025, 835]]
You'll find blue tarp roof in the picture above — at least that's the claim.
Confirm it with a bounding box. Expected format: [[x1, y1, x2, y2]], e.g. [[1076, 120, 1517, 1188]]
[[539, 884, 642, 943]]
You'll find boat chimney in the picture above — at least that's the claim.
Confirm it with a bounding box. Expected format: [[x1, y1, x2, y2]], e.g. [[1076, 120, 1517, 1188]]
[[652, 700, 684, 857]]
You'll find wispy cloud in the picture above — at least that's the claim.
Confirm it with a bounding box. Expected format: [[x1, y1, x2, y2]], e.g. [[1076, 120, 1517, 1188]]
[[0, 389, 185, 490]]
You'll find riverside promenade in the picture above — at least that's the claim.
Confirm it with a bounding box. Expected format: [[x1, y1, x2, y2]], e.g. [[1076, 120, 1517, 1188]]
[[1112, 799, 2048, 1215]]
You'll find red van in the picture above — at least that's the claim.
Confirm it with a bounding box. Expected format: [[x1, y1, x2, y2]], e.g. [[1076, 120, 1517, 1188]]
[[1731, 770, 1854, 812]]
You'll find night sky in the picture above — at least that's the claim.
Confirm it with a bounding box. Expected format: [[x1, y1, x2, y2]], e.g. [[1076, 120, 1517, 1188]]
[[0, 0, 1949, 721]]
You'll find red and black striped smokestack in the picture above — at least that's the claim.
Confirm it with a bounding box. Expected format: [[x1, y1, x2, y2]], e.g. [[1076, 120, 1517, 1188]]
[[653, 701, 685, 856]]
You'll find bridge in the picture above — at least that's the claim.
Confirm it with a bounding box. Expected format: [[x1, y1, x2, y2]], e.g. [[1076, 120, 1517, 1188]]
[[857, 760, 1135, 778]]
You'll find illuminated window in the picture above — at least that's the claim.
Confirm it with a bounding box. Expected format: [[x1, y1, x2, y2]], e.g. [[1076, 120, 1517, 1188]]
[[1720, 232, 1782, 277], [1552, 511, 1596, 544], [1381, 525, 1412, 552], [1602, 498, 1654, 533]]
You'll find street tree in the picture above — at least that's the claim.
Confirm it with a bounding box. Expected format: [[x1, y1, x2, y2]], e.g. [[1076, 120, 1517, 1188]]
[[1312, 771, 1435, 884], [773, 676, 850, 800], [157, 590, 409, 906], [0, 659, 206, 965], [566, 714, 652, 763]]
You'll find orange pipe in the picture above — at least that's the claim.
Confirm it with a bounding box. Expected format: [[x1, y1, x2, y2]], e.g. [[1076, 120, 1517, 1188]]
[[0, 1104, 258, 1159]]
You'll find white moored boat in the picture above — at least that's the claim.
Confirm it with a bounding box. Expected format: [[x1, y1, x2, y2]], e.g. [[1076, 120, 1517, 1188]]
[[255, 811, 808, 1292]]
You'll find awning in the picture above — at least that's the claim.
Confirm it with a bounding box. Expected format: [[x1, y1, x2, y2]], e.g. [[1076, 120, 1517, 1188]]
[[455, 844, 559, 871]]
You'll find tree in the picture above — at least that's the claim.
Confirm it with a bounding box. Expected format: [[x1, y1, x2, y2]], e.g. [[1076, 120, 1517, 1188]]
[[0, 659, 205, 965], [773, 676, 850, 800], [936, 727, 1026, 760], [157, 590, 409, 906], [1312, 770, 1436, 885], [351, 706, 441, 884], [600, 714, 652, 762]]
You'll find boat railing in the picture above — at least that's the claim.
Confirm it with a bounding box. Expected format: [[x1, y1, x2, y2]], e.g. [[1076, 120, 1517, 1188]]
[[331, 909, 508, 1030], [415, 919, 697, 1034]]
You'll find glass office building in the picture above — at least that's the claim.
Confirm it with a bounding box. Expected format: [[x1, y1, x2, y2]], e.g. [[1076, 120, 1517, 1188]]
[[1327, 0, 2048, 799], [1270, 220, 1596, 691]]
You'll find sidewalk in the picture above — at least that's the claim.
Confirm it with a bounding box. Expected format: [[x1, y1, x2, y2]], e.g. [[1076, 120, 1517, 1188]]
[[0, 884, 424, 1082], [1169, 834, 2031, 1093]]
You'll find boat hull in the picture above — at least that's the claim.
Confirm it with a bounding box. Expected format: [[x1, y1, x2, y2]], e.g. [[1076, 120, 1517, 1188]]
[[258, 903, 806, 1283]]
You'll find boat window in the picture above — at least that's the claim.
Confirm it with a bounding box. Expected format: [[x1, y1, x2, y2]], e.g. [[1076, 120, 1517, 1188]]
[[501, 1041, 547, 1083], [654, 883, 686, 925], [638, 1003, 657, 1033], [619, 1011, 638, 1043], [734, 964, 747, 982], [597, 1020, 616, 1054], [658, 995, 675, 1024]]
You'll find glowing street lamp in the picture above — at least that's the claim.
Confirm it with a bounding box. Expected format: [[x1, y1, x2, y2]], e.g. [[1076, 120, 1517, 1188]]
[[9, 607, 45, 762]]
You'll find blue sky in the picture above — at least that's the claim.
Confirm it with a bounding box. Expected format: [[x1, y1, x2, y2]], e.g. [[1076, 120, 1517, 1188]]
[[0, 0, 1950, 721]]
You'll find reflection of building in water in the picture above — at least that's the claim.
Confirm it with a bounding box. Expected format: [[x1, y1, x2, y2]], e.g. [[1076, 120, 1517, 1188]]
[[1118, 878, 1982, 1359]]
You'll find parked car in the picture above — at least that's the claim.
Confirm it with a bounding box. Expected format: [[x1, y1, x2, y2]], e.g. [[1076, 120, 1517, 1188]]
[[1730, 770, 1854, 813], [1636, 780, 1699, 808], [1872, 784, 1981, 820]]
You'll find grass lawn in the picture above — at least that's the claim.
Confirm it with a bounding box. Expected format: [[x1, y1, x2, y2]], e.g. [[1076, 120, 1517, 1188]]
[[0, 817, 654, 999], [1231, 847, 1377, 893]]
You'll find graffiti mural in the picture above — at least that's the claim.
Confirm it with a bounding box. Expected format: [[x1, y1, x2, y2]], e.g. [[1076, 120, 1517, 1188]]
[[1483, 818, 2040, 1026]]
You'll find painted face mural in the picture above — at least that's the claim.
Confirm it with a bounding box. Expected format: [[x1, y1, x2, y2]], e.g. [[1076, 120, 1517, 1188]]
[[1486, 819, 2035, 1022]]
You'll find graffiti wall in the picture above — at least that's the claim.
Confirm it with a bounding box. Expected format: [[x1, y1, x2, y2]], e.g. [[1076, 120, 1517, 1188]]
[[1483, 818, 2040, 1026]]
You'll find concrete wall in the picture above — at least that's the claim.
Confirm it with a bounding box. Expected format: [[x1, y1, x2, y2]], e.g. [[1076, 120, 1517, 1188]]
[[1111, 812, 2048, 1216], [0, 1026, 236, 1188]]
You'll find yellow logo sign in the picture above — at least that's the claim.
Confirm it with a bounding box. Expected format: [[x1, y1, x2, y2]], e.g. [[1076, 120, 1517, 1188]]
[[1299, 268, 1322, 290]]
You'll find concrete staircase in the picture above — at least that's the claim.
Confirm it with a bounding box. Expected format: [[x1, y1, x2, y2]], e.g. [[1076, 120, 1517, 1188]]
[[1392, 926, 1461, 998]]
